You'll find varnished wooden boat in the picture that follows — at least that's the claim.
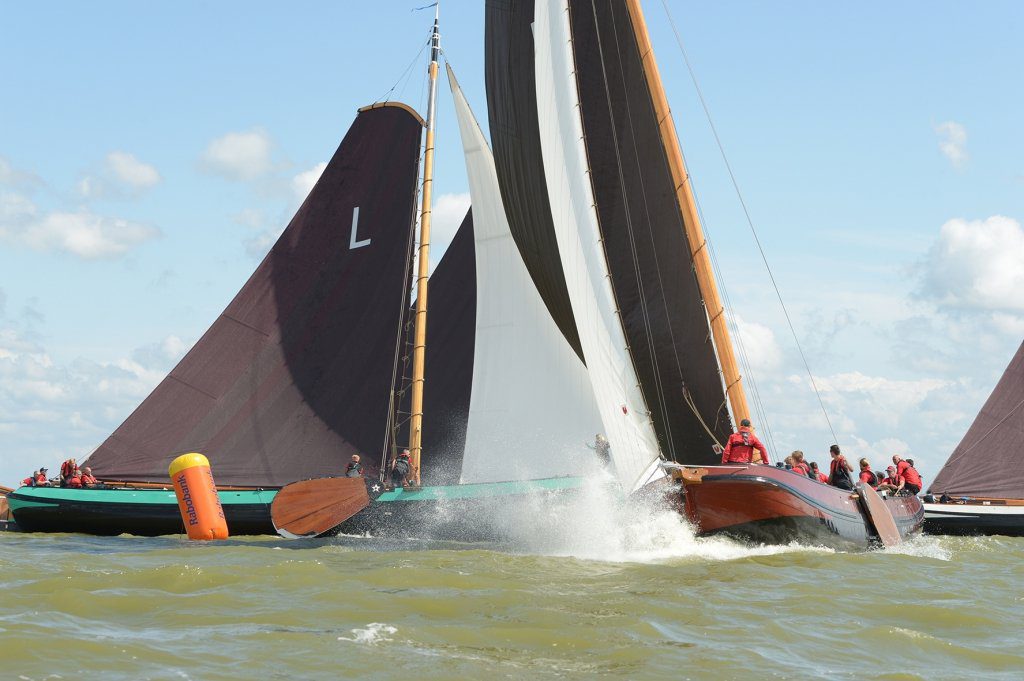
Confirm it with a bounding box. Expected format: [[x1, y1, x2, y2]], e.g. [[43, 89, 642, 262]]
[[680, 464, 923, 550]]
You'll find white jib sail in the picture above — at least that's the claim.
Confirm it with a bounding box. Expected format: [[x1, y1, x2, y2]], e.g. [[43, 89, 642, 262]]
[[448, 64, 604, 484], [533, 0, 665, 493]]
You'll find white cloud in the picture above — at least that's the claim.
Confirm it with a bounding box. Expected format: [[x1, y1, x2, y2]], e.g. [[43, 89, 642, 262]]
[[232, 208, 264, 229], [105, 151, 160, 190], [292, 161, 327, 201], [0, 191, 37, 222], [734, 316, 782, 372], [200, 128, 273, 181], [15, 210, 159, 259], [919, 215, 1024, 314], [0, 156, 43, 190], [934, 121, 968, 169]]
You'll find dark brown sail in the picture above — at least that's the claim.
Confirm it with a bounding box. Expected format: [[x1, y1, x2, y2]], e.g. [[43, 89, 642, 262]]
[[86, 104, 424, 487], [929, 341, 1024, 498], [485, 0, 584, 361], [566, 0, 732, 463]]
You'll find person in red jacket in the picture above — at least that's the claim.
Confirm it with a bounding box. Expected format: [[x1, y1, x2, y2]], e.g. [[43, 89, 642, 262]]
[[66, 468, 83, 489], [791, 451, 811, 477], [858, 458, 878, 487], [721, 419, 769, 464], [810, 462, 829, 484], [876, 465, 904, 494], [892, 455, 923, 495], [80, 467, 98, 486]]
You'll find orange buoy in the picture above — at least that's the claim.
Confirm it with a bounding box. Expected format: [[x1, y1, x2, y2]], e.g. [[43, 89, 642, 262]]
[[169, 453, 229, 540]]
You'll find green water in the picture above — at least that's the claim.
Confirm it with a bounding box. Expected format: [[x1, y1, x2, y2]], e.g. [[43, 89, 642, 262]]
[[2, 527, 1022, 680]]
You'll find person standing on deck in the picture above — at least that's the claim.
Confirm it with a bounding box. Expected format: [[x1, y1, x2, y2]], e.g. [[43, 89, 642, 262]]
[[721, 419, 769, 464], [828, 445, 854, 490]]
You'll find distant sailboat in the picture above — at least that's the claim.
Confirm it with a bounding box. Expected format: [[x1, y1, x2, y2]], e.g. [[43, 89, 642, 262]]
[[924, 341, 1024, 536]]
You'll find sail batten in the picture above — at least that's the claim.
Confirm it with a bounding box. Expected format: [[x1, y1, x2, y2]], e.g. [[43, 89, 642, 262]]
[[448, 63, 603, 485]]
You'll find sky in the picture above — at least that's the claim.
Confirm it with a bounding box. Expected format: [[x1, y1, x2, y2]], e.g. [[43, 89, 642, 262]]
[[1, 1, 1022, 487]]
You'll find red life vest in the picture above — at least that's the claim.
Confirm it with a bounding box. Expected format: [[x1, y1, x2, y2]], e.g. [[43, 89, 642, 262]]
[[793, 462, 810, 477], [81, 474, 98, 485], [859, 469, 877, 485], [60, 460, 75, 479], [902, 465, 922, 487], [67, 476, 83, 489], [22, 477, 32, 486], [35, 473, 48, 484], [816, 472, 829, 484], [722, 427, 767, 464]]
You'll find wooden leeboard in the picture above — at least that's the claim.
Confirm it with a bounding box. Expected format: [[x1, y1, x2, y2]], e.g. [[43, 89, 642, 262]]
[[271, 477, 370, 538], [856, 483, 901, 547]]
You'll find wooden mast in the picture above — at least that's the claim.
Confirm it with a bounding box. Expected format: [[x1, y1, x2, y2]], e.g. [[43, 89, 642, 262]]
[[623, 0, 750, 425], [408, 8, 441, 486]]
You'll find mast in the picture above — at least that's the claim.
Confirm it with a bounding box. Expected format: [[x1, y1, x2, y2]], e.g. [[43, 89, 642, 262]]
[[408, 7, 441, 486], [623, 0, 750, 425]]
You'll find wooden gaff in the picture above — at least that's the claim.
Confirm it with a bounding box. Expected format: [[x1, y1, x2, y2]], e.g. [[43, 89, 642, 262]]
[[623, 0, 750, 425]]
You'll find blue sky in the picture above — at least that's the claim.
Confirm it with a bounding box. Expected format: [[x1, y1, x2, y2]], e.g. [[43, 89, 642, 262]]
[[1, 1, 1022, 487]]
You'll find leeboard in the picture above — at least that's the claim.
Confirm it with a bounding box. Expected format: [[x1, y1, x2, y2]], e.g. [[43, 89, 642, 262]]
[[271, 477, 370, 539], [856, 482, 901, 547]]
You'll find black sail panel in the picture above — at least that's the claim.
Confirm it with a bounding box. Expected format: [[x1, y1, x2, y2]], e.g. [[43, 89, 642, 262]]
[[929, 341, 1024, 498], [568, 0, 732, 463], [485, 0, 584, 361], [86, 105, 423, 486]]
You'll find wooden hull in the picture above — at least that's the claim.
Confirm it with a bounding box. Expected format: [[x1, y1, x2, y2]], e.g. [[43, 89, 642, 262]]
[[923, 501, 1024, 536], [683, 465, 924, 550], [7, 486, 277, 536]]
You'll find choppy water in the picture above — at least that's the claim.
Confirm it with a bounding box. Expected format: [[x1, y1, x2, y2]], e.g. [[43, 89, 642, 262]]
[[2, 495, 1023, 680]]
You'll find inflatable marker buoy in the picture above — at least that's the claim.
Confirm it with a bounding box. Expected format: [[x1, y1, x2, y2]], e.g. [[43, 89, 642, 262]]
[[169, 453, 229, 540]]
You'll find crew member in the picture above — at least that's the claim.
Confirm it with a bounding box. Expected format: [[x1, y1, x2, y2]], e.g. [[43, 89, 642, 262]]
[[877, 465, 904, 494], [59, 458, 76, 487], [588, 434, 611, 466], [21, 470, 38, 487], [828, 445, 854, 490], [858, 458, 878, 487], [893, 455, 923, 495], [791, 451, 811, 477], [345, 454, 363, 478], [721, 419, 769, 464], [80, 467, 98, 486], [390, 449, 412, 488], [810, 462, 829, 484], [66, 468, 83, 488]]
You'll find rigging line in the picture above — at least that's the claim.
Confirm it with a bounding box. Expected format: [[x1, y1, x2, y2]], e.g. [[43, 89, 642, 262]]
[[939, 396, 1024, 473], [682, 386, 725, 449], [374, 36, 432, 106], [586, 0, 676, 458], [658, 0, 838, 446]]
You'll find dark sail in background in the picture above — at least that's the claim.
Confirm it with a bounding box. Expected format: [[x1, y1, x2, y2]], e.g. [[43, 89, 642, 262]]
[[929, 341, 1024, 498], [86, 104, 424, 487], [485, 0, 584, 362], [393, 211, 477, 486], [568, 0, 731, 463]]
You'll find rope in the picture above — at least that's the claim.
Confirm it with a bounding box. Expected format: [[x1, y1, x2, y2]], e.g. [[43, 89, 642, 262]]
[[658, 0, 838, 446], [373, 36, 432, 107]]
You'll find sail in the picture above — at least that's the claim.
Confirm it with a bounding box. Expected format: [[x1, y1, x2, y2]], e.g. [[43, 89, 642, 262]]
[[567, 0, 732, 463], [534, 0, 663, 492], [448, 64, 603, 484], [929, 341, 1024, 498], [85, 104, 424, 487], [484, 0, 584, 362], [400, 210, 477, 487]]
